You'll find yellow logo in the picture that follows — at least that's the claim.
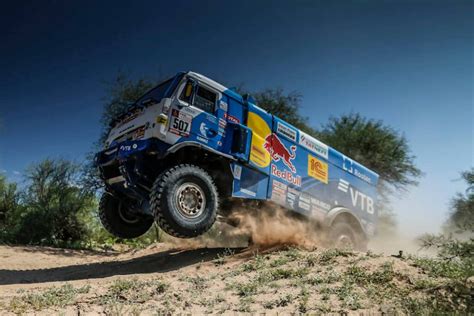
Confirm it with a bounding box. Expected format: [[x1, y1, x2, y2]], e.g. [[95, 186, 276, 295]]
[[308, 155, 328, 184], [247, 112, 271, 168]]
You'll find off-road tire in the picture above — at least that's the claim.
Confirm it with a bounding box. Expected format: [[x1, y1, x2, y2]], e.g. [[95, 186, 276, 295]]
[[99, 192, 153, 239], [328, 221, 367, 251], [150, 164, 218, 238]]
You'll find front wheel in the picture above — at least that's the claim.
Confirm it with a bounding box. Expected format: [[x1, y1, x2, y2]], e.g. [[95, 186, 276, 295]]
[[150, 164, 218, 238], [99, 193, 154, 239]]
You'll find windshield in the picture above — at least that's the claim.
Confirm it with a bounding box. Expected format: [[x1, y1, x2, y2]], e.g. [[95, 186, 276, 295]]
[[135, 73, 185, 106], [136, 78, 174, 106], [109, 74, 185, 128]]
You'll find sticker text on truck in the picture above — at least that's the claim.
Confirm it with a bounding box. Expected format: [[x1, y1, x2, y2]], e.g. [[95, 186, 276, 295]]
[[271, 164, 301, 187], [299, 131, 328, 159], [169, 109, 192, 137], [308, 154, 328, 184]]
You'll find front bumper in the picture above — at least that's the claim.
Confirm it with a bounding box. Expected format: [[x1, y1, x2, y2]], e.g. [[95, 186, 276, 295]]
[[95, 138, 168, 199]]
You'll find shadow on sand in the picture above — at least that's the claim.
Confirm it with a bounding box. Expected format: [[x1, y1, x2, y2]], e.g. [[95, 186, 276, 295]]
[[0, 247, 244, 285]]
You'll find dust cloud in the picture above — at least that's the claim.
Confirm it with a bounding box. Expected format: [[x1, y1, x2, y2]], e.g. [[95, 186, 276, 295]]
[[163, 205, 324, 250], [165, 202, 433, 256], [226, 206, 323, 249]]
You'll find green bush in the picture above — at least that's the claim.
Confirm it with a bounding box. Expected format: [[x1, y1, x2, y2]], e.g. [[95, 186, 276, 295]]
[[4, 159, 96, 246]]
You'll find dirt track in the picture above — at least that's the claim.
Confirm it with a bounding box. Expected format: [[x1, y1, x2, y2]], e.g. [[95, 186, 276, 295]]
[[0, 242, 463, 315], [0, 243, 242, 290]]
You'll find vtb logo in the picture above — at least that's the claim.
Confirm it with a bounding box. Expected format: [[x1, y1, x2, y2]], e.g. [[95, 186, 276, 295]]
[[337, 179, 374, 214], [263, 134, 297, 173]]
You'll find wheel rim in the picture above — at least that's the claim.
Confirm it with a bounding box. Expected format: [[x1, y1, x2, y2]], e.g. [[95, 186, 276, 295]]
[[117, 201, 140, 224], [175, 182, 206, 218], [335, 234, 354, 250]]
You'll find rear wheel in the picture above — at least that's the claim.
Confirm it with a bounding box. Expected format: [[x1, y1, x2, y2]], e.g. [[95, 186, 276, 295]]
[[150, 164, 218, 238], [328, 221, 367, 251], [99, 192, 153, 239]]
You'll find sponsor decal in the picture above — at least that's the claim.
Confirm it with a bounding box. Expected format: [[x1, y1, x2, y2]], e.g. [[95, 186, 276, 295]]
[[169, 109, 192, 137], [247, 112, 271, 168], [196, 136, 208, 144], [299, 132, 328, 159], [119, 144, 133, 152], [233, 165, 242, 180], [264, 134, 297, 173], [271, 164, 301, 187], [133, 126, 146, 139], [156, 115, 167, 124], [342, 156, 372, 184], [298, 193, 311, 211], [271, 180, 287, 204], [240, 188, 256, 197], [276, 122, 297, 142], [308, 155, 328, 184], [350, 188, 374, 214], [199, 122, 208, 137], [337, 179, 374, 214], [298, 200, 311, 211], [310, 197, 331, 211], [288, 187, 299, 195], [250, 145, 269, 166], [273, 179, 288, 192], [181, 106, 199, 115], [286, 188, 298, 208], [299, 193, 311, 204], [224, 112, 240, 124], [119, 143, 138, 152], [206, 114, 217, 124], [219, 101, 228, 111], [117, 108, 144, 127], [337, 179, 349, 193], [218, 118, 227, 129]]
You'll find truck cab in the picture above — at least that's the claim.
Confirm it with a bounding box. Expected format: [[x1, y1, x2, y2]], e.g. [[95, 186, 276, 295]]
[[96, 71, 378, 249]]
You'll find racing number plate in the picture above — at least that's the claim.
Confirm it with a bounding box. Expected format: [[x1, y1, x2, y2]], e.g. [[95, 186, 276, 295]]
[[169, 109, 192, 137]]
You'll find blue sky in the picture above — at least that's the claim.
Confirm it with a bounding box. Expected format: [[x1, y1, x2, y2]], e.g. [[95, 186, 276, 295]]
[[0, 0, 472, 235]]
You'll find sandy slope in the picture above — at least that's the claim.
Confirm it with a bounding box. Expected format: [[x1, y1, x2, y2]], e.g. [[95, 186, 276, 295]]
[[0, 242, 464, 315]]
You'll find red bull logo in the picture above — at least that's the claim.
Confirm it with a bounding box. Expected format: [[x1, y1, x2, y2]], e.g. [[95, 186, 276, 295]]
[[271, 165, 301, 187], [263, 134, 297, 173]]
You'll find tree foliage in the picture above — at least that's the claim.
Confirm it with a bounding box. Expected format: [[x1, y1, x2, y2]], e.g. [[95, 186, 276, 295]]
[[446, 169, 474, 231], [0, 175, 20, 236], [82, 73, 157, 192], [419, 169, 474, 286], [99, 72, 157, 145], [252, 89, 317, 136], [318, 113, 421, 197], [4, 159, 96, 246]]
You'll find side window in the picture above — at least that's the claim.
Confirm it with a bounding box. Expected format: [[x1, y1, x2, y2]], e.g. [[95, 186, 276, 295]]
[[179, 80, 194, 104], [194, 86, 217, 113], [178, 81, 217, 114]]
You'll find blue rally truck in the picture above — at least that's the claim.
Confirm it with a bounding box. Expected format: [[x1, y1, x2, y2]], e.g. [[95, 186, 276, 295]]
[[96, 71, 378, 249]]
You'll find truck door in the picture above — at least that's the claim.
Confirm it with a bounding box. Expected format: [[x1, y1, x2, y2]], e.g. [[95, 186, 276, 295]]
[[166, 78, 226, 151]]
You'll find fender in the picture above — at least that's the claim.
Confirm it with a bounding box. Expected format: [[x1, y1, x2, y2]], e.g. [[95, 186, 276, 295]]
[[324, 206, 367, 235], [165, 141, 237, 160]]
